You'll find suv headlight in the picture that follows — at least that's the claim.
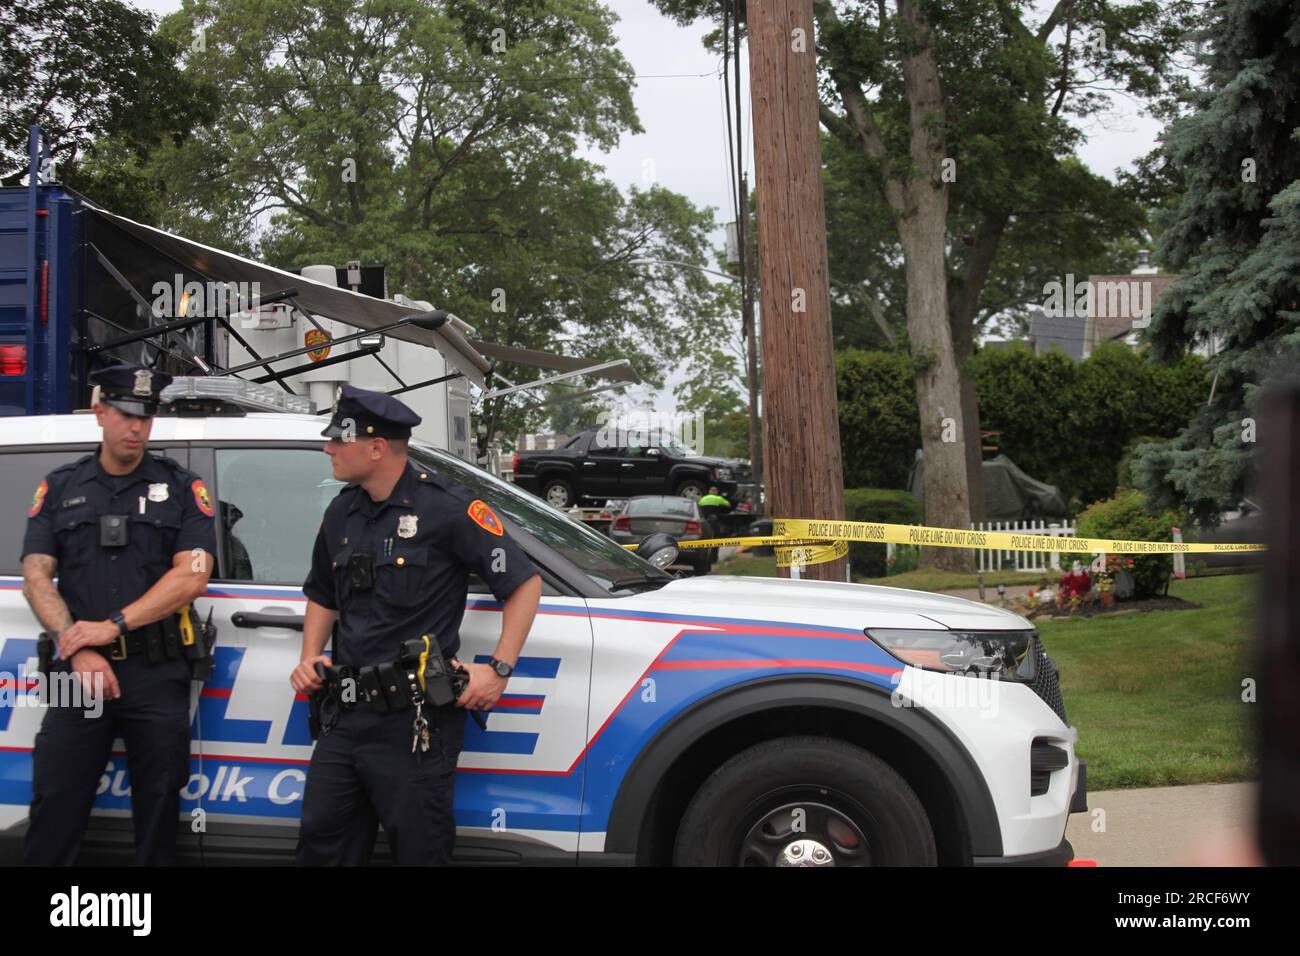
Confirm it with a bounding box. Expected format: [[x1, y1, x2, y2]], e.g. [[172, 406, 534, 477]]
[[865, 628, 1035, 679], [712, 467, 732, 480]]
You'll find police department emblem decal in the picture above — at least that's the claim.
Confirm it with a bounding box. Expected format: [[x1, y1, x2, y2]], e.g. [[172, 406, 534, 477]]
[[133, 368, 153, 396], [192, 479, 215, 517], [468, 499, 503, 536], [397, 514, 418, 538], [28, 479, 48, 517], [148, 483, 169, 502]]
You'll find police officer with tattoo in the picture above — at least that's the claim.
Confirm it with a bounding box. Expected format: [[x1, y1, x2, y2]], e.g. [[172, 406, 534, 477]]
[[290, 385, 541, 865], [20, 363, 217, 866]]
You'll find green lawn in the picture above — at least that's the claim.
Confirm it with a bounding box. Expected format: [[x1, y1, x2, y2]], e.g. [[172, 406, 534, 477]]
[[1039, 574, 1259, 790]]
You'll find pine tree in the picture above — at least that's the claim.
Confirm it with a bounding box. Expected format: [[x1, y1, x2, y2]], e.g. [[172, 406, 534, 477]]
[[1136, 0, 1300, 522]]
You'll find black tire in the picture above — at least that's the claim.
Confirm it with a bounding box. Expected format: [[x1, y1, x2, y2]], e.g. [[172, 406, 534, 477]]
[[541, 477, 575, 509], [673, 736, 936, 866], [675, 478, 707, 501]]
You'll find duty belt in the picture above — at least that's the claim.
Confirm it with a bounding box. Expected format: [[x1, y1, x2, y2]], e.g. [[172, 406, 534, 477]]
[[90, 606, 216, 678], [98, 621, 177, 663], [309, 636, 484, 740]]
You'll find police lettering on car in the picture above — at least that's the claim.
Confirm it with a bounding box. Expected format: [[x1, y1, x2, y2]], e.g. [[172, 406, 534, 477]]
[[289, 385, 542, 866], [19, 363, 217, 866]]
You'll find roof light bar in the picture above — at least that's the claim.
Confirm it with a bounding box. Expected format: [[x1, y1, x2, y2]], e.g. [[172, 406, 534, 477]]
[[161, 376, 317, 415]]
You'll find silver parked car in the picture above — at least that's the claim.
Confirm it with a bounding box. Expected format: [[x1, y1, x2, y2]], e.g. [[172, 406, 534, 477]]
[[609, 496, 714, 574]]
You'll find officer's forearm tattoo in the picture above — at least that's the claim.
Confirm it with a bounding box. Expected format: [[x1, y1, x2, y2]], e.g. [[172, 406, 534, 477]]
[[21, 554, 74, 635]]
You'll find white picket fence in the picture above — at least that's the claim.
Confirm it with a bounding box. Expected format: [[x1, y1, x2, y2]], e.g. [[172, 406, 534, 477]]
[[885, 519, 1077, 575], [970, 519, 1077, 573]]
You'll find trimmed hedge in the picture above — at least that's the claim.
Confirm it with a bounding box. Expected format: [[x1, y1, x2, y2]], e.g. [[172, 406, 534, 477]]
[[843, 488, 923, 577], [836, 350, 920, 489], [836, 342, 1208, 508]]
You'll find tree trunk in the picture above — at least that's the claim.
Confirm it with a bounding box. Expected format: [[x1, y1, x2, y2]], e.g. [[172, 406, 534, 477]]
[[950, 304, 985, 526], [897, 0, 973, 571], [747, 0, 846, 581], [898, 211, 973, 571], [949, 212, 1008, 527]]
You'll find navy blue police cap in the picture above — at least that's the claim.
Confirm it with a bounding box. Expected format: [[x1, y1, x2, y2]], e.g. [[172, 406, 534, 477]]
[[90, 363, 173, 417], [321, 384, 422, 440]]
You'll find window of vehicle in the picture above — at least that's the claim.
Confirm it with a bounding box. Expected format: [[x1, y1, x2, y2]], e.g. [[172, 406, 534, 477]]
[[626, 497, 695, 517], [0, 446, 190, 575], [213, 448, 344, 583], [407, 442, 670, 592], [655, 434, 698, 457]]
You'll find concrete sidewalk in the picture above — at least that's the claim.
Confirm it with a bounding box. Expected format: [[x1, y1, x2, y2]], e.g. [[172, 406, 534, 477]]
[[1065, 782, 1257, 866]]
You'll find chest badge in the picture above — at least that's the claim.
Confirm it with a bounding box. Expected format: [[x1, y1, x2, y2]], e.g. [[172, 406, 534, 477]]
[[468, 499, 504, 536], [148, 482, 170, 502], [397, 514, 419, 538]]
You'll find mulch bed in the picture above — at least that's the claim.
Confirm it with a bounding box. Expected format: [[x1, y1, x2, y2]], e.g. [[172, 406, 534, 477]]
[[1019, 595, 1200, 620]]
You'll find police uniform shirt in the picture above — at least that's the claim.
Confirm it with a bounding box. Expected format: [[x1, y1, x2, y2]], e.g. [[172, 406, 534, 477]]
[[303, 464, 538, 668], [21, 451, 218, 623]]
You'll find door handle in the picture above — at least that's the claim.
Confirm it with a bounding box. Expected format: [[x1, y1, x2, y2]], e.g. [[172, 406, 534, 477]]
[[231, 611, 305, 631], [583, 461, 597, 466], [621, 463, 635, 468]]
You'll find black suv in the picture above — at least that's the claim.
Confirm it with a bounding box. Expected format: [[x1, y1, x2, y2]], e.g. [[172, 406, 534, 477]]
[[512, 429, 748, 510]]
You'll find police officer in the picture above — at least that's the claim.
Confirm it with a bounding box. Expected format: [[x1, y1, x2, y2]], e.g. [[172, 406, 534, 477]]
[[290, 385, 542, 866], [20, 363, 217, 865]]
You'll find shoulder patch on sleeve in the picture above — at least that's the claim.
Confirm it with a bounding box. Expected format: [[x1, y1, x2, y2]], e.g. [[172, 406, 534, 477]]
[[192, 479, 215, 517], [467, 499, 504, 536], [28, 479, 48, 518]]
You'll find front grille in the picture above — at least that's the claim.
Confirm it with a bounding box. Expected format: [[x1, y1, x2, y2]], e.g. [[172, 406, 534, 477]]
[[1027, 635, 1068, 724]]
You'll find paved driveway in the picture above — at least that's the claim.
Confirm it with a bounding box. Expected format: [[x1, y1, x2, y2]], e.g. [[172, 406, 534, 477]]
[[1066, 782, 1257, 866]]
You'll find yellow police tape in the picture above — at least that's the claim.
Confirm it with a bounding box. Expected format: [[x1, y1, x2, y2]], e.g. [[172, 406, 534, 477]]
[[622, 518, 1265, 569]]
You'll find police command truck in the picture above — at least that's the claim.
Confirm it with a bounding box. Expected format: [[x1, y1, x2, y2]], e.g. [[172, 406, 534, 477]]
[[0, 382, 1086, 866]]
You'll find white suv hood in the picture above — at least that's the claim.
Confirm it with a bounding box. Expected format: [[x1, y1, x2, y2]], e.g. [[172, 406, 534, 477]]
[[647, 575, 1033, 631]]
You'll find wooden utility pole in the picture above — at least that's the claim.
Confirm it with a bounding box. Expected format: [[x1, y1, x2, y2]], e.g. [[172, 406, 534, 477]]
[[746, 0, 845, 580], [739, 173, 762, 494]]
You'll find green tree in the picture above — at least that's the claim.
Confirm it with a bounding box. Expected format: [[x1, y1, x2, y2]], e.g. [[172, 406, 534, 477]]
[[671, 270, 747, 431], [129, 0, 724, 443], [1134, 0, 1300, 523], [0, 0, 217, 208]]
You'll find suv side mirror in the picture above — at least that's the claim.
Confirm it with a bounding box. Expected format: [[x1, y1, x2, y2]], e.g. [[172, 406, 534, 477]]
[[638, 532, 679, 569], [645, 447, 661, 457]]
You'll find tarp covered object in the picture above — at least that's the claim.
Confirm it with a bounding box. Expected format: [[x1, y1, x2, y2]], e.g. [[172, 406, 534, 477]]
[[908, 453, 1069, 521]]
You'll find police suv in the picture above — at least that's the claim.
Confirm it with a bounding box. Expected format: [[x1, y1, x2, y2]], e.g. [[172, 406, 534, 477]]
[[0, 384, 1085, 866]]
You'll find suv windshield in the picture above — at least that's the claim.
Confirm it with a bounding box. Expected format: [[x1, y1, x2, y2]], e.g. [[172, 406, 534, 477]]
[[408, 442, 670, 592]]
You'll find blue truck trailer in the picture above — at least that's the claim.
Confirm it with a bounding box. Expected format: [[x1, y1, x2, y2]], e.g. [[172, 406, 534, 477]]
[[1, 127, 229, 416]]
